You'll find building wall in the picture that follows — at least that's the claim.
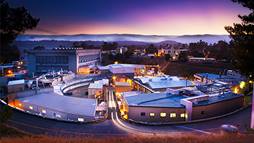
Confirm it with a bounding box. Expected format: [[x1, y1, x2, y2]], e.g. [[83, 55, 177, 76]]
[[126, 96, 244, 123], [77, 49, 101, 68], [127, 106, 186, 123], [25, 49, 101, 75], [88, 88, 102, 98], [115, 86, 133, 93], [191, 96, 244, 120], [8, 84, 25, 93], [14, 99, 95, 122]]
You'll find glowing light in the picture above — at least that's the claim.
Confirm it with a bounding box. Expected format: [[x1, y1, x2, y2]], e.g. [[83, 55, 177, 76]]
[[114, 61, 118, 64], [149, 113, 155, 117], [170, 113, 176, 118], [78, 118, 84, 122], [160, 112, 166, 117], [42, 109, 46, 114], [123, 114, 128, 120], [112, 75, 117, 81], [239, 81, 246, 89], [249, 80, 253, 84], [115, 92, 121, 98], [126, 79, 132, 86], [7, 69, 12, 74], [29, 106, 33, 110], [234, 87, 239, 94]]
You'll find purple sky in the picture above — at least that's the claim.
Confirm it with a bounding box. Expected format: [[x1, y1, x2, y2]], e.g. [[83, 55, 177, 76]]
[[9, 0, 250, 35]]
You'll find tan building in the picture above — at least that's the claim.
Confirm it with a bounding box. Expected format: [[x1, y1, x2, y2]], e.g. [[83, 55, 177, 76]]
[[121, 92, 244, 124]]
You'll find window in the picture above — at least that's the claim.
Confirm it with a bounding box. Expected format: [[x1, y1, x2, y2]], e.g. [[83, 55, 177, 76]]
[[160, 112, 166, 117], [180, 113, 186, 118], [170, 113, 176, 118], [140, 112, 146, 116], [149, 112, 155, 117]]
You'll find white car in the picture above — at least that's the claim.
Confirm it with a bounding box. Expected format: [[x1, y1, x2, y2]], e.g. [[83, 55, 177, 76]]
[[220, 124, 239, 133]]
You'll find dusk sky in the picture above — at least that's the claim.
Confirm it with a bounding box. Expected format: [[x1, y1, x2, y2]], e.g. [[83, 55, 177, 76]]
[[9, 0, 250, 35]]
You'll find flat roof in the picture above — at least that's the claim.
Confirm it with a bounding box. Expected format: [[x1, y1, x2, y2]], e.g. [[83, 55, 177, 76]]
[[124, 93, 185, 108], [195, 73, 244, 85], [135, 75, 194, 89], [88, 82, 103, 89], [124, 92, 242, 108], [19, 92, 96, 117], [8, 79, 25, 86], [98, 64, 144, 74], [121, 91, 141, 98], [193, 92, 242, 106], [195, 73, 226, 80]]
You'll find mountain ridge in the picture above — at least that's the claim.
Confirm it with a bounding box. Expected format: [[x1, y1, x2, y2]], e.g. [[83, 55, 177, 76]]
[[16, 34, 230, 44]]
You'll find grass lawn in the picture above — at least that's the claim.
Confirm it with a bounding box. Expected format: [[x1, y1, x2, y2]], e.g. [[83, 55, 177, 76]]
[[0, 124, 28, 138]]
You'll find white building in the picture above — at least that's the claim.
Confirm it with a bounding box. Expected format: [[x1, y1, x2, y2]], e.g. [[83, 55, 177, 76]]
[[25, 48, 101, 75], [7, 79, 25, 93], [88, 79, 109, 98]]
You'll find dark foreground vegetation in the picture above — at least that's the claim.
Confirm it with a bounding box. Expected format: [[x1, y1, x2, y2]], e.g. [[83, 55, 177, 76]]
[[164, 62, 233, 77], [1, 133, 254, 143]]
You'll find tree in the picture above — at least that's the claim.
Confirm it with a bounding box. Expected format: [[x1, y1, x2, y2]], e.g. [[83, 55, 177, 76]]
[[178, 52, 188, 62], [0, 0, 39, 63], [0, 105, 12, 124], [165, 54, 171, 61], [33, 46, 45, 50], [145, 44, 158, 54], [225, 0, 254, 78], [206, 40, 233, 61], [101, 42, 118, 51], [188, 40, 208, 57]]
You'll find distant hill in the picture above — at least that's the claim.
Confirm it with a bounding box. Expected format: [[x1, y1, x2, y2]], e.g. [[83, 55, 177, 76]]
[[16, 34, 230, 44]]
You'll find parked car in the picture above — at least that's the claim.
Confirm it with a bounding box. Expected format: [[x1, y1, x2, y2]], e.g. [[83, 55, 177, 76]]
[[220, 124, 239, 133]]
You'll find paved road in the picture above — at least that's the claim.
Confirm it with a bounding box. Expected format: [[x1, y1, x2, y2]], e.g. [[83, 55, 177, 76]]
[[1, 97, 252, 137]]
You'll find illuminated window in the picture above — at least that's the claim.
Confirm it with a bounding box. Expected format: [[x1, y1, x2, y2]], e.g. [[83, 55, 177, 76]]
[[170, 113, 176, 118], [149, 113, 155, 117], [180, 113, 186, 118], [42, 109, 46, 114], [160, 112, 166, 117], [78, 118, 84, 122], [140, 112, 146, 116], [29, 106, 33, 110]]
